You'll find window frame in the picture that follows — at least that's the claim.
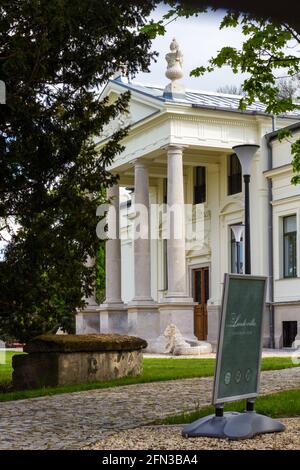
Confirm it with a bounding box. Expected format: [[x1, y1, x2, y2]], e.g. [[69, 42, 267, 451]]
[[283, 214, 297, 278], [194, 166, 206, 205], [227, 153, 242, 196], [229, 223, 244, 274]]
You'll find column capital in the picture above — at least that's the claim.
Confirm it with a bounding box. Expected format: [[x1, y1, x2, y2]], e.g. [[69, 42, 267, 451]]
[[130, 158, 151, 169], [163, 144, 188, 153]]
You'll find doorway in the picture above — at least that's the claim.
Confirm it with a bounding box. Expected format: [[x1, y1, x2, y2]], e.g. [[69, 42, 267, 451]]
[[193, 267, 209, 340], [282, 321, 297, 347]]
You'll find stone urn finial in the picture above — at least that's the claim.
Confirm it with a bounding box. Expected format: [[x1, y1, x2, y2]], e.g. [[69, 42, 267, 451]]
[[163, 38, 185, 99]]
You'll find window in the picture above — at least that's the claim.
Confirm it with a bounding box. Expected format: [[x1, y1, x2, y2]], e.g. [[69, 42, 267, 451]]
[[283, 321, 298, 347], [163, 178, 167, 204], [228, 154, 242, 195], [230, 225, 244, 274], [283, 215, 297, 278], [194, 166, 206, 204], [125, 187, 134, 207]]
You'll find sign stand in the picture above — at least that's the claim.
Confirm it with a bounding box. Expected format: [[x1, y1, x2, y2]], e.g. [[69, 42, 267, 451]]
[[182, 405, 284, 440], [182, 274, 285, 440]]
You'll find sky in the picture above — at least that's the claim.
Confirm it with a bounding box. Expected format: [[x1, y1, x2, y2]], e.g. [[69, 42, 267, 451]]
[[136, 4, 247, 92]]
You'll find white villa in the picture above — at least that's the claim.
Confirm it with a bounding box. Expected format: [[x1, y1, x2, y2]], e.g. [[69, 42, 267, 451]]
[[76, 40, 300, 351]]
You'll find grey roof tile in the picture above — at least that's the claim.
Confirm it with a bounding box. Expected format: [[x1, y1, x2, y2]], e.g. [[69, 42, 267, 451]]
[[112, 78, 300, 117]]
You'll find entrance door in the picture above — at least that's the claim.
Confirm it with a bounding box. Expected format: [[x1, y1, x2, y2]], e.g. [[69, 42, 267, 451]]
[[283, 321, 297, 347], [193, 267, 209, 340]]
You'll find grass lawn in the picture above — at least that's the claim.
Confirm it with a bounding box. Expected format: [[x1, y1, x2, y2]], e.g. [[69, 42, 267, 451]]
[[157, 388, 300, 424], [0, 353, 298, 402]]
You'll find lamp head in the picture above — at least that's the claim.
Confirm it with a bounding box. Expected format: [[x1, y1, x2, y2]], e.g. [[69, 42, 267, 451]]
[[231, 224, 244, 243], [232, 144, 260, 176]]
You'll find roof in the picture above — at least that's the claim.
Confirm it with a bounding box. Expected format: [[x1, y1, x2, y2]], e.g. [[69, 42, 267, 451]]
[[110, 76, 300, 118], [265, 121, 300, 142]]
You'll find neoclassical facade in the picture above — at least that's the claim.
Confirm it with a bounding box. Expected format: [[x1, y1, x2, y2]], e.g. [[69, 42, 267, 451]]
[[76, 41, 300, 351]]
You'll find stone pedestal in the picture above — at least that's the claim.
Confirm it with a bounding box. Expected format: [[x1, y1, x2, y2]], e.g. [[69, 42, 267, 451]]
[[98, 303, 128, 335], [12, 334, 147, 390], [76, 307, 100, 334], [158, 300, 196, 340], [127, 302, 160, 340]]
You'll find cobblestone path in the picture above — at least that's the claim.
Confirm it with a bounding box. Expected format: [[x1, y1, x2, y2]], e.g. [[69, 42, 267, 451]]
[[0, 367, 299, 449]]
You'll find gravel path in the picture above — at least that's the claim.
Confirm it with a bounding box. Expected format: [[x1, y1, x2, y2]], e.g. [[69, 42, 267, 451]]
[[87, 419, 300, 450], [0, 367, 299, 450]]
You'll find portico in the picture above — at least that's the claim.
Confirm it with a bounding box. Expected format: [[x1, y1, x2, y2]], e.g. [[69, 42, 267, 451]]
[[76, 39, 300, 352]]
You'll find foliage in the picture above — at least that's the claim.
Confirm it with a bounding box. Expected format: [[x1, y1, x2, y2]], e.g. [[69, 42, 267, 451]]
[[0, 0, 158, 341], [277, 76, 300, 100], [140, 2, 206, 38], [96, 243, 106, 304], [217, 84, 245, 95]]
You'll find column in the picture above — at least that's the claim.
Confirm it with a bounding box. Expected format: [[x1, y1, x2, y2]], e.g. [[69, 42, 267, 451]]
[[132, 161, 153, 302], [158, 145, 196, 340], [206, 163, 221, 351], [99, 183, 127, 334], [105, 184, 122, 304], [127, 160, 159, 341], [166, 145, 187, 298]]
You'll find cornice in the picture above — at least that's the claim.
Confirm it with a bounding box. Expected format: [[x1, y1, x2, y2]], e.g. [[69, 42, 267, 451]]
[[271, 194, 300, 206], [264, 164, 293, 178], [168, 113, 258, 128]]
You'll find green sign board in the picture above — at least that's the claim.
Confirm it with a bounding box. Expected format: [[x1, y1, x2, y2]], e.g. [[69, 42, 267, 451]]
[[213, 274, 267, 405]]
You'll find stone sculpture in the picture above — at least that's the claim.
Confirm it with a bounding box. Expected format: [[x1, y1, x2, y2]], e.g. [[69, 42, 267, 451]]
[[164, 323, 212, 355], [163, 38, 185, 98]]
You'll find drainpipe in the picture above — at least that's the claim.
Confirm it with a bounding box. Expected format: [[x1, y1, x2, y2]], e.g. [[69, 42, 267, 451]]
[[265, 117, 276, 349]]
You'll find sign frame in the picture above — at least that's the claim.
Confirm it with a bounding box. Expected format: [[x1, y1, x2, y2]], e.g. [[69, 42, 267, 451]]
[[212, 273, 267, 406]]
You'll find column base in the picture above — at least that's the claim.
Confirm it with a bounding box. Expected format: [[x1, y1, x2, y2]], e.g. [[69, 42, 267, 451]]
[[158, 298, 196, 340], [98, 303, 128, 335], [76, 305, 100, 334], [274, 334, 283, 349], [127, 301, 160, 339]]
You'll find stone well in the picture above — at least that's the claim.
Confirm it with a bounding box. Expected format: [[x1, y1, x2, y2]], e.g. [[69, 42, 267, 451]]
[[12, 334, 147, 390]]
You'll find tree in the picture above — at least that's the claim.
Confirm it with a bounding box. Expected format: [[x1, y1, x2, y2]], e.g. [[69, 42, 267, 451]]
[[142, 3, 300, 183], [277, 76, 300, 100], [96, 244, 106, 305], [0, 0, 158, 341], [217, 84, 244, 95]]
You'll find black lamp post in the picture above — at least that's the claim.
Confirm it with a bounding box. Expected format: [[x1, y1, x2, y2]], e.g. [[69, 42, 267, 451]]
[[231, 224, 244, 274], [232, 145, 260, 275]]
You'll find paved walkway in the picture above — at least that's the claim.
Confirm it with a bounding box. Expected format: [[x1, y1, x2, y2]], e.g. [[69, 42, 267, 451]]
[[0, 367, 300, 450]]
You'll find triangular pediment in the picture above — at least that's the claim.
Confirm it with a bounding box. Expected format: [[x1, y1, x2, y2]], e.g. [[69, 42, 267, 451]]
[[95, 79, 163, 144]]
